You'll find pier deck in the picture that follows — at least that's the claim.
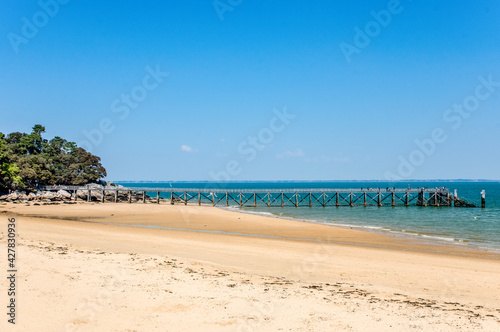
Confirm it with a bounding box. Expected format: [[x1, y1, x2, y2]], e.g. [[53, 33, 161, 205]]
[[40, 186, 477, 208]]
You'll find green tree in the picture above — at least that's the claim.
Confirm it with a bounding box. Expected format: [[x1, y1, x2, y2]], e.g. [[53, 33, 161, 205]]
[[0, 133, 22, 191], [1, 125, 107, 192], [66, 147, 107, 185]]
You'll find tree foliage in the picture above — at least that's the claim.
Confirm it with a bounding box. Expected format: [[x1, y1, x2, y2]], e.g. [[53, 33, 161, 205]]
[[0, 125, 106, 192]]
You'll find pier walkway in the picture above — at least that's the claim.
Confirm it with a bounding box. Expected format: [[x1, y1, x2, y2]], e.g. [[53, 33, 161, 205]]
[[40, 186, 477, 208]]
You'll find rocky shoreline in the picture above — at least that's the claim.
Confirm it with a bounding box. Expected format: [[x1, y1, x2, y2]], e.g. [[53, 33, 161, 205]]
[[0, 184, 165, 204]]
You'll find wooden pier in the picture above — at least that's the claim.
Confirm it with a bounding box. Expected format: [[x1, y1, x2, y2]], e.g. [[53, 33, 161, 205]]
[[40, 186, 479, 208]]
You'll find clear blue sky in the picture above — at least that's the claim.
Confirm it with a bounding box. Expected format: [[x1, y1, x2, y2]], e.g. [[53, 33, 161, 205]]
[[1, 0, 499, 181]]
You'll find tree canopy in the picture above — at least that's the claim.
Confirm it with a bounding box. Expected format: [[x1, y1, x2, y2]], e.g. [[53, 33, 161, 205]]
[[0, 125, 106, 192]]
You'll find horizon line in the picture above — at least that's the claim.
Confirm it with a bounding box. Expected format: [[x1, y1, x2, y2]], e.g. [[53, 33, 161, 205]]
[[110, 179, 500, 183]]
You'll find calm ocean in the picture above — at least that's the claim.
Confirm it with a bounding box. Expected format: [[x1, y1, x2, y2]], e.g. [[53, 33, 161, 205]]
[[116, 181, 500, 253]]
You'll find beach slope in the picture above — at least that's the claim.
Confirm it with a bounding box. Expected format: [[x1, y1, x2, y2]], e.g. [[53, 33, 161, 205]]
[[0, 203, 499, 331]]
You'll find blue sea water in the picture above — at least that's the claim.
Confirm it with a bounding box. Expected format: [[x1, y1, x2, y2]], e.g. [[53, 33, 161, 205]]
[[116, 181, 500, 253]]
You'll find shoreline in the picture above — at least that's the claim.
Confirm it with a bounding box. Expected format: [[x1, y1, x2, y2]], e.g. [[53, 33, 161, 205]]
[[220, 204, 500, 255], [0, 202, 500, 259], [4, 181, 497, 253]]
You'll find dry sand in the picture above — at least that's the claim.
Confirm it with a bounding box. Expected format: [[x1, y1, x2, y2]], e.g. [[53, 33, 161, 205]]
[[0, 202, 499, 331]]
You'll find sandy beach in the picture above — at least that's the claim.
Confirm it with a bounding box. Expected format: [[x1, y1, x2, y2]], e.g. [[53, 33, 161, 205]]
[[1, 202, 499, 331]]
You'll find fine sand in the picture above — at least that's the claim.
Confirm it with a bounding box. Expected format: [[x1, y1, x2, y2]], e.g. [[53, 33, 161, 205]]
[[0, 202, 499, 331]]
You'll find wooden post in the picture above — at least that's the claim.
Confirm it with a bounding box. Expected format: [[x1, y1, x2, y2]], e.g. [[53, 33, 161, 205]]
[[157, 191, 160, 204], [349, 193, 353, 207], [377, 192, 382, 207], [281, 193, 283, 207], [114, 191, 118, 203], [184, 192, 187, 205], [226, 193, 229, 207], [363, 193, 367, 207], [481, 190, 486, 208], [295, 194, 298, 207], [198, 192, 201, 205], [74, 190, 77, 201], [87, 189, 91, 202], [322, 193, 325, 207], [405, 191, 409, 206], [128, 191, 132, 203], [254, 193, 257, 207], [101, 190, 105, 203], [171, 192, 174, 205], [434, 191, 439, 207], [143, 191, 146, 204], [336, 193, 339, 207], [309, 193, 312, 207], [391, 192, 395, 206]]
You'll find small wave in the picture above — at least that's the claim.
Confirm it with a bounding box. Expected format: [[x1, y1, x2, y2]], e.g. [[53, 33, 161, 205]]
[[361, 225, 386, 230], [234, 209, 277, 218], [419, 234, 456, 242]]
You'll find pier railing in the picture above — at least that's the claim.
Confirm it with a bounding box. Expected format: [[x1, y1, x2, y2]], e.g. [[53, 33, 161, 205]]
[[39, 185, 477, 207]]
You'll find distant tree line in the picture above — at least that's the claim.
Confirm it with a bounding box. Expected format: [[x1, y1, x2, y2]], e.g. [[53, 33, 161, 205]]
[[0, 125, 106, 192]]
